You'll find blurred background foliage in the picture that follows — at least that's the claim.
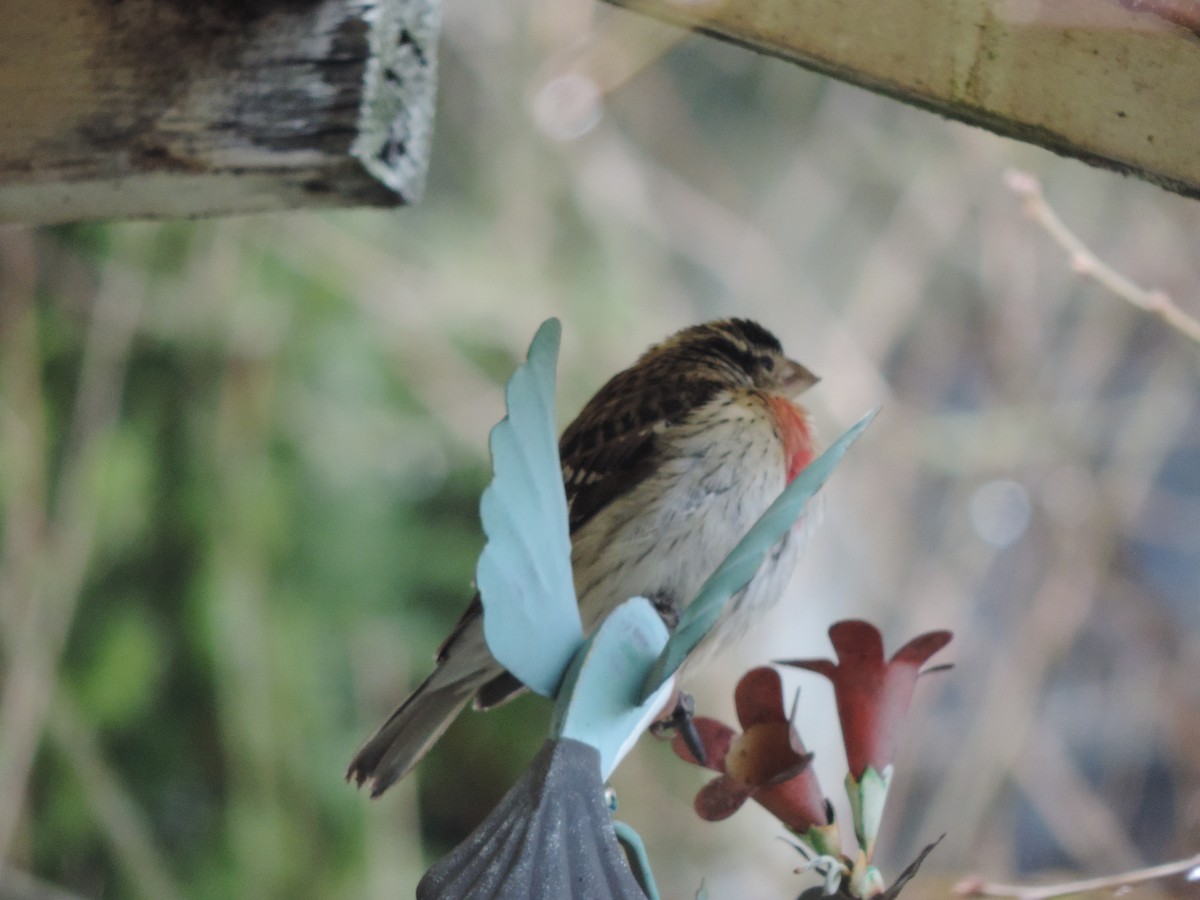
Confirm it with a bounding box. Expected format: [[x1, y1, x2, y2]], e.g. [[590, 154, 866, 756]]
[[3, 0, 1200, 897]]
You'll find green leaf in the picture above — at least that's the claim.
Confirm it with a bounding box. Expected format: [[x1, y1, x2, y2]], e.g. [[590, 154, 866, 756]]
[[85, 426, 155, 555], [75, 605, 164, 728], [847, 764, 893, 864]]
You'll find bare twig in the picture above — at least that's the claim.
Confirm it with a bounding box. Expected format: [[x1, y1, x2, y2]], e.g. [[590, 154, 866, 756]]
[[955, 851, 1200, 899], [1004, 169, 1200, 347]]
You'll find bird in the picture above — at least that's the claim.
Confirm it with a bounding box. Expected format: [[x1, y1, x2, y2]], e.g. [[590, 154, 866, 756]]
[[347, 318, 820, 797]]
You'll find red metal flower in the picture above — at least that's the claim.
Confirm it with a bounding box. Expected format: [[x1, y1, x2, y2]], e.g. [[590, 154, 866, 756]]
[[779, 620, 952, 780], [670, 667, 828, 834]]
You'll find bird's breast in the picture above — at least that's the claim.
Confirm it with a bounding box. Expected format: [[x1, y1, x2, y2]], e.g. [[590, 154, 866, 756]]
[[569, 396, 800, 636], [763, 394, 816, 484]]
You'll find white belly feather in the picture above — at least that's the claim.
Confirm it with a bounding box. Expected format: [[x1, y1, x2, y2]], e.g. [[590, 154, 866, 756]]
[[569, 394, 809, 663]]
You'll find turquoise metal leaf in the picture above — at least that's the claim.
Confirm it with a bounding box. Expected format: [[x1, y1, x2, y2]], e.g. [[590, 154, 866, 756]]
[[642, 409, 879, 700], [551, 596, 675, 780], [476, 318, 583, 699]]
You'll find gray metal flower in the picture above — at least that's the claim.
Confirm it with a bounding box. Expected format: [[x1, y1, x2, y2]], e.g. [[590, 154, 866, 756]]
[[417, 738, 648, 899]]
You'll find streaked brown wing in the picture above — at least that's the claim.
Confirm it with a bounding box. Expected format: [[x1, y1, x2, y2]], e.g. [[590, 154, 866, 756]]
[[559, 366, 726, 533], [562, 428, 659, 534]]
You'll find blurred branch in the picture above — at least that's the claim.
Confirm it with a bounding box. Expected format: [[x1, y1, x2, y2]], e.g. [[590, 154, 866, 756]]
[[1004, 169, 1200, 348], [46, 695, 184, 900], [0, 227, 52, 859], [0, 866, 91, 900], [919, 536, 1105, 863], [1011, 718, 1141, 871], [207, 351, 288, 897], [0, 227, 47, 572], [955, 850, 1200, 899], [0, 242, 146, 860]]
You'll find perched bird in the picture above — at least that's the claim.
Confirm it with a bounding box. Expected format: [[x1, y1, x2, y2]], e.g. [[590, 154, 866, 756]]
[[348, 318, 820, 797]]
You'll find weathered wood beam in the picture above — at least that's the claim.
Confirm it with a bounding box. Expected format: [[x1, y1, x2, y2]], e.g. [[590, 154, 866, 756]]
[[603, 0, 1200, 199], [0, 0, 438, 223]]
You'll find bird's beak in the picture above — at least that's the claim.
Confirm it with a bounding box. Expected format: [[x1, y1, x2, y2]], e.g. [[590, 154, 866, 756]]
[[781, 359, 820, 397]]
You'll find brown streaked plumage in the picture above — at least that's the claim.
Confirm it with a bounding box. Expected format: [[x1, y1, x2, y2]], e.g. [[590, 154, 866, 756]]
[[348, 319, 820, 797], [559, 319, 817, 534]]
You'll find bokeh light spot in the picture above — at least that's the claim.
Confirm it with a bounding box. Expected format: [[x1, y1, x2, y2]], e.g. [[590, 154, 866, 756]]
[[969, 479, 1033, 548]]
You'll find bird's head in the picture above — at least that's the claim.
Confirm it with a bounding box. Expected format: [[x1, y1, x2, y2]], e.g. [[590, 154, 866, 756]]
[[651, 318, 819, 399]]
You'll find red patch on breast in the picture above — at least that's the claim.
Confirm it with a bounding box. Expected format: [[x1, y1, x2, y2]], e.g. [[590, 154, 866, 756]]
[[764, 395, 815, 484]]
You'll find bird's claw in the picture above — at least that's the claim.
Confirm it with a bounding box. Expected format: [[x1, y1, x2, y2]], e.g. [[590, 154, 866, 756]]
[[650, 691, 706, 767]]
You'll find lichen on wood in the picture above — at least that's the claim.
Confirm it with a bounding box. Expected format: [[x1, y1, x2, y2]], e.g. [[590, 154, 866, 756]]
[[0, 0, 438, 223]]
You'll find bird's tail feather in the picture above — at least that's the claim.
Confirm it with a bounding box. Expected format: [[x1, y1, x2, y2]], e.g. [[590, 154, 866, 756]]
[[347, 667, 483, 798]]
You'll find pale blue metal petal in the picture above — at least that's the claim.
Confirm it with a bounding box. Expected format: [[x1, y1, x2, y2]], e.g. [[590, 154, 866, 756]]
[[551, 597, 675, 780], [642, 408, 879, 699], [477, 318, 583, 698]]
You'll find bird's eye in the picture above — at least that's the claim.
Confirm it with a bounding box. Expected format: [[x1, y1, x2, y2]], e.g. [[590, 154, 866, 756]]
[[758, 355, 775, 371]]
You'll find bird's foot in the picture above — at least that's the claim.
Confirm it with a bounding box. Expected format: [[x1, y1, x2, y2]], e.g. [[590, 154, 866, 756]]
[[649, 691, 706, 767], [648, 589, 680, 631]]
